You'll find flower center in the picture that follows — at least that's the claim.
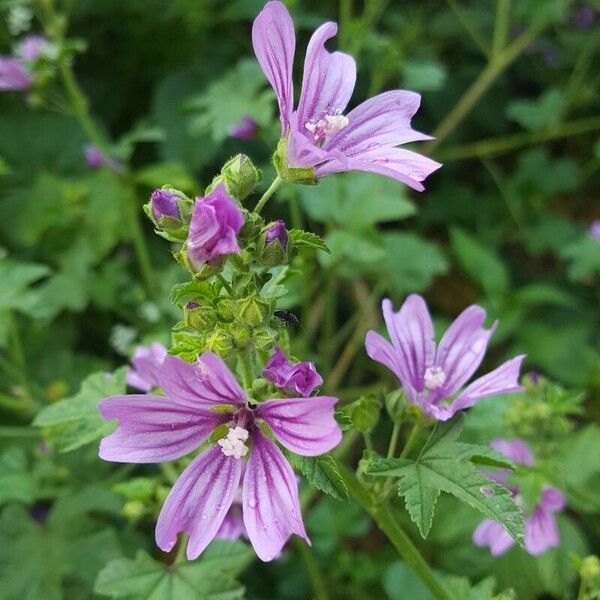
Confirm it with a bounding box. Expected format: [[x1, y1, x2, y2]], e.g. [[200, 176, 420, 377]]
[[218, 426, 249, 459], [305, 111, 349, 145], [424, 366, 446, 391]]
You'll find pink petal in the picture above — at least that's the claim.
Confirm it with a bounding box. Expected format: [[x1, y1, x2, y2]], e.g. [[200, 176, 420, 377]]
[[324, 90, 432, 155], [255, 396, 341, 456], [490, 439, 534, 467], [524, 506, 560, 555], [98, 395, 225, 463], [155, 445, 243, 559], [381, 296, 435, 392], [252, 0, 295, 132], [473, 519, 515, 556], [297, 22, 356, 127], [450, 355, 526, 413], [434, 305, 497, 398], [243, 431, 309, 561], [540, 486, 566, 512], [216, 507, 246, 541], [158, 353, 246, 410]]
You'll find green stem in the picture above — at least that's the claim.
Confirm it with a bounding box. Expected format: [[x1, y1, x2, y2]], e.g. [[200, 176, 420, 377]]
[[254, 176, 282, 215], [239, 349, 255, 390], [427, 21, 548, 152], [399, 421, 423, 459], [437, 116, 600, 161], [339, 463, 451, 600], [387, 423, 401, 459], [492, 0, 511, 57], [445, 0, 490, 58], [295, 539, 329, 600], [175, 533, 189, 564]]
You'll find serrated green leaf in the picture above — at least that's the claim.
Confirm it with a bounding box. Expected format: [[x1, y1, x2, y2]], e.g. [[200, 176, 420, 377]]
[[33, 367, 127, 452], [288, 229, 330, 253], [94, 540, 251, 599], [367, 418, 524, 542], [286, 452, 349, 502], [169, 280, 213, 306], [0, 251, 50, 313]]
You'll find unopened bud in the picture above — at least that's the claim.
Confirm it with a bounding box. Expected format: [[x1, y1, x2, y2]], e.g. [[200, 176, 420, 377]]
[[385, 389, 407, 424], [207, 154, 261, 201]]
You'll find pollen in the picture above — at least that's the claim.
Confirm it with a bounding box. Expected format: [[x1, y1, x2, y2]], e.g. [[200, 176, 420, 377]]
[[218, 426, 250, 459], [424, 366, 446, 391], [305, 112, 349, 144]]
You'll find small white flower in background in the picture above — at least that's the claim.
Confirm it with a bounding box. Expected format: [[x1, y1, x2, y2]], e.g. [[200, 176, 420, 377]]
[[109, 324, 138, 356], [138, 301, 161, 323], [7, 5, 32, 35]]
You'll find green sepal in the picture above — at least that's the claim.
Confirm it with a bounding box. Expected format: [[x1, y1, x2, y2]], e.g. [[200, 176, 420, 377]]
[[273, 138, 318, 185]]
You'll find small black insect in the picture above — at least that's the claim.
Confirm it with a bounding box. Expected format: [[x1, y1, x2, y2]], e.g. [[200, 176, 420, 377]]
[[274, 310, 300, 328]]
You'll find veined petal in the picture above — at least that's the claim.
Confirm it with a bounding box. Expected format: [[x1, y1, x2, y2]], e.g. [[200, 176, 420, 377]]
[[450, 355, 526, 413], [98, 395, 225, 463], [524, 506, 560, 555], [434, 305, 496, 398], [155, 445, 243, 559], [297, 22, 356, 127], [490, 439, 534, 467], [243, 432, 309, 561], [255, 396, 341, 456], [252, 1, 295, 132], [324, 90, 431, 155], [473, 519, 515, 556], [382, 296, 435, 392], [158, 353, 246, 410]]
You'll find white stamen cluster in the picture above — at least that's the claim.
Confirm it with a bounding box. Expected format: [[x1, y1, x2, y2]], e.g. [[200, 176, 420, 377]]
[[424, 366, 446, 391], [305, 113, 349, 144], [218, 426, 249, 459]]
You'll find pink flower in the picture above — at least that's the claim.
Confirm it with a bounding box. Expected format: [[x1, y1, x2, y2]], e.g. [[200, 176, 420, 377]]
[[366, 294, 525, 420], [228, 115, 259, 140], [187, 184, 244, 270], [252, 2, 441, 191], [589, 220, 600, 243], [263, 347, 322, 396], [473, 439, 566, 556], [126, 342, 168, 392], [0, 35, 48, 92], [98, 352, 342, 561]]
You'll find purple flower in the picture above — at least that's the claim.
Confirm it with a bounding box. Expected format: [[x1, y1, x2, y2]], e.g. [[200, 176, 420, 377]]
[[0, 35, 48, 92], [589, 220, 600, 243], [84, 144, 122, 173], [126, 342, 168, 392], [229, 115, 259, 140], [266, 220, 288, 249], [252, 2, 441, 191], [151, 189, 181, 221], [263, 348, 323, 396], [98, 352, 342, 561], [17, 35, 48, 62], [473, 439, 566, 556], [365, 295, 525, 421], [573, 5, 597, 30], [216, 486, 246, 541], [187, 183, 245, 270]]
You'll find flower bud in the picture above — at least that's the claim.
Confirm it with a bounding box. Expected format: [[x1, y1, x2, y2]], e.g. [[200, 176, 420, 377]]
[[266, 220, 288, 248], [385, 389, 406, 424], [259, 219, 289, 267], [228, 115, 259, 140], [151, 188, 181, 220], [184, 303, 217, 330], [144, 186, 193, 242], [207, 154, 261, 202], [263, 348, 322, 396], [238, 296, 269, 328]]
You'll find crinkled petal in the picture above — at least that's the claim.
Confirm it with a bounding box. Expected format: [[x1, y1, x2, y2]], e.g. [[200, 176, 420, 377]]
[[324, 90, 432, 155], [450, 355, 526, 413], [243, 431, 309, 561], [490, 439, 534, 467], [434, 305, 496, 399], [524, 506, 560, 555], [473, 519, 515, 556], [156, 445, 243, 559], [382, 296, 435, 392], [98, 395, 225, 463], [255, 396, 341, 456], [297, 22, 356, 127], [158, 353, 246, 410], [252, 0, 295, 132]]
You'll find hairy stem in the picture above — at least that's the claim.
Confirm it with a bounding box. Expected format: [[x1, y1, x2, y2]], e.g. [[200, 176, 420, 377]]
[[254, 176, 282, 215]]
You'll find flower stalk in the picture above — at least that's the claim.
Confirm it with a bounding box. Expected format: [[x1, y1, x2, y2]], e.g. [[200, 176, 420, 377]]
[[254, 175, 282, 214]]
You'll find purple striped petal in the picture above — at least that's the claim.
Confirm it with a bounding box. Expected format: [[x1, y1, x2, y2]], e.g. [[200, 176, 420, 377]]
[[243, 431, 309, 561], [126, 342, 167, 392], [255, 396, 341, 456], [98, 395, 225, 463], [252, 1, 295, 132], [490, 439, 534, 466], [381, 296, 435, 393], [473, 519, 515, 556], [434, 305, 496, 399], [158, 353, 246, 410], [323, 90, 432, 155], [216, 506, 245, 541], [449, 355, 526, 414], [155, 445, 243, 559], [297, 22, 356, 128], [524, 505, 560, 555]]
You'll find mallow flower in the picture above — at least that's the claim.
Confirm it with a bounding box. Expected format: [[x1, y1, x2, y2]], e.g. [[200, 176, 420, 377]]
[[98, 352, 341, 561], [0, 34, 48, 91], [263, 347, 323, 396], [473, 439, 566, 556], [228, 115, 259, 140], [252, 1, 441, 191], [365, 294, 525, 421], [187, 183, 244, 270], [126, 342, 168, 392], [84, 144, 123, 173], [589, 220, 600, 243]]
